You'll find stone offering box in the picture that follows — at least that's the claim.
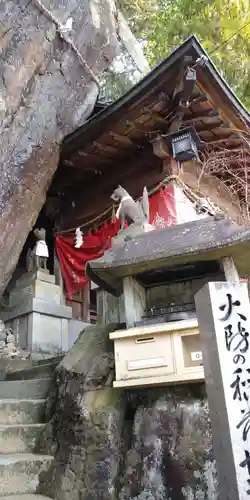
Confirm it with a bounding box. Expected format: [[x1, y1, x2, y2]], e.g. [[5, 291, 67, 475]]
[[110, 319, 204, 388], [86, 217, 250, 389]]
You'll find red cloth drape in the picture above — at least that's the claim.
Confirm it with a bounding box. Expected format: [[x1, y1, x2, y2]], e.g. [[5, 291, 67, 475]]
[[56, 185, 176, 298], [150, 185, 176, 227]]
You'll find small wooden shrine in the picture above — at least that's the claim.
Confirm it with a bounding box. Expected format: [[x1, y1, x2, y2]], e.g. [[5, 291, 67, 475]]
[[48, 34, 250, 331], [86, 217, 250, 388]]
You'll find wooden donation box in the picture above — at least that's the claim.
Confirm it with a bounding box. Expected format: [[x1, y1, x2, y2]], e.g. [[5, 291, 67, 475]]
[[110, 319, 204, 388]]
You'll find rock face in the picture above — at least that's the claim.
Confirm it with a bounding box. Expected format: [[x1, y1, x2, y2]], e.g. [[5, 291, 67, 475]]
[[38, 324, 218, 500], [119, 389, 217, 500], [0, 0, 119, 296]]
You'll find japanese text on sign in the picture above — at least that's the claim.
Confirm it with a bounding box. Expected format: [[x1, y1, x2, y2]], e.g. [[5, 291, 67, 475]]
[[219, 291, 250, 495]]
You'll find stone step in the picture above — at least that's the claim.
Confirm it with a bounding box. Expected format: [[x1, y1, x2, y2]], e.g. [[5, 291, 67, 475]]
[[0, 359, 33, 381], [1, 354, 63, 381], [0, 378, 51, 400], [0, 423, 45, 453], [6, 360, 60, 381], [0, 453, 53, 495], [0, 495, 50, 500], [0, 399, 46, 425]]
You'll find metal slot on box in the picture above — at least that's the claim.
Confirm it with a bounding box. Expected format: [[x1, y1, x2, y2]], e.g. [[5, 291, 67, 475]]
[[135, 337, 155, 343]]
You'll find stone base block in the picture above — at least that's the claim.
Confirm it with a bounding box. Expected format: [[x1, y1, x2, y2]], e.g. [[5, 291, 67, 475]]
[[33, 280, 61, 305], [2, 270, 72, 355], [9, 272, 60, 306], [31, 313, 69, 354], [3, 299, 72, 356]]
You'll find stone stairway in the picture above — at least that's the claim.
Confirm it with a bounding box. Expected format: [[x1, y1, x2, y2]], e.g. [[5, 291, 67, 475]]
[[0, 377, 54, 499]]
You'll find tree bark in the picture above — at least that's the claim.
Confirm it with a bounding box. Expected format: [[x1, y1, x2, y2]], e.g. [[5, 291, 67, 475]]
[[0, 0, 119, 296]]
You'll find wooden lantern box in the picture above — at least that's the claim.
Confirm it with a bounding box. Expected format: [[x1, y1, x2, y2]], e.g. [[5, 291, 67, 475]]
[[109, 318, 204, 388]]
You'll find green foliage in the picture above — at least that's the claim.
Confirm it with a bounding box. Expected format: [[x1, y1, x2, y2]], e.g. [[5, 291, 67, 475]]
[[100, 43, 143, 102], [118, 0, 250, 109]]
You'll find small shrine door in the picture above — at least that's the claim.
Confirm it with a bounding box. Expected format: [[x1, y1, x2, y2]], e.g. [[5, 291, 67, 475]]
[[66, 284, 90, 322], [66, 283, 97, 324]]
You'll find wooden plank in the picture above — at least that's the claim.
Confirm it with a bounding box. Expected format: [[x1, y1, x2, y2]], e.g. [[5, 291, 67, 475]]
[[96, 288, 124, 324], [123, 277, 146, 328], [83, 281, 90, 322], [109, 132, 134, 147], [92, 141, 123, 156], [196, 78, 248, 133], [68, 151, 110, 166], [221, 257, 240, 284], [207, 127, 235, 137], [204, 135, 240, 145], [190, 94, 208, 104], [67, 156, 105, 171], [183, 109, 220, 124], [191, 100, 211, 113], [169, 63, 197, 134], [193, 121, 222, 133]]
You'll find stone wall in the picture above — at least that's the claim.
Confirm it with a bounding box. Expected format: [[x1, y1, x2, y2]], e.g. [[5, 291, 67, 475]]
[[37, 324, 218, 500]]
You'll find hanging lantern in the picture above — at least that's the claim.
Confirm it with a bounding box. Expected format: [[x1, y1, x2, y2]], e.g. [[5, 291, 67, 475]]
[[164, 126, 201, 162]]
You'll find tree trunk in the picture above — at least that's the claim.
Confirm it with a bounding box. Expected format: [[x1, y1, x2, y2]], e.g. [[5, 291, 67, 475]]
[[0, 0, 119, 296]]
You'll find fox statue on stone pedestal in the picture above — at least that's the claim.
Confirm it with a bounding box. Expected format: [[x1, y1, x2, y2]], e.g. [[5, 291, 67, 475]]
[[26, 228, 49, 272], [111, 185, 150, 230]]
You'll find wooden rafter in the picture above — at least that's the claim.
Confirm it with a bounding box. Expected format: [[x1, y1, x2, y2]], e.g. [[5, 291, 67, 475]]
[[57, 148, 162, 229], [169, 61, 197, 133]]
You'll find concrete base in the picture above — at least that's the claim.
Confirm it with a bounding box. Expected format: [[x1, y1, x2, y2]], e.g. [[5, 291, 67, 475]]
[[2, 271, 72, 356]]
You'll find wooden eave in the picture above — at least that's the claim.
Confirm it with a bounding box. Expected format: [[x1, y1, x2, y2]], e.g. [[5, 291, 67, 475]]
[[48, 35, 250, 231]]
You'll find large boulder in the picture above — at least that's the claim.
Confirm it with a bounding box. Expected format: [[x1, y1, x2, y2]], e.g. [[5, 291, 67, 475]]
[[38, 324, 218, 500], [119, 386, 218, 500], [0, 0, 119, 296]]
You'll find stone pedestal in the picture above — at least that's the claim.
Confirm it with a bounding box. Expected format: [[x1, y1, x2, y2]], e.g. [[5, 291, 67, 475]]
[[111, 222, 154, 249], [2, 270, 72, 356]]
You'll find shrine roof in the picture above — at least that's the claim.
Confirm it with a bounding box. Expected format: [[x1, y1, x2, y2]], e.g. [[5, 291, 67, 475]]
[[48, 35, 250, 231], [85, 217, 250, 295]]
